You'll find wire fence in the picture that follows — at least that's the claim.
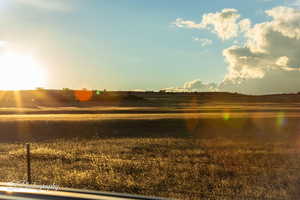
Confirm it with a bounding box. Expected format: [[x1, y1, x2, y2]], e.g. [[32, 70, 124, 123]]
[[4, 149, 300, 171], [0, 143, 298, 200]]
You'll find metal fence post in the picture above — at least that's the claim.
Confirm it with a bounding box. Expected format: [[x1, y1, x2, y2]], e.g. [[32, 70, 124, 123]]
[[26, 144, 31, 184]]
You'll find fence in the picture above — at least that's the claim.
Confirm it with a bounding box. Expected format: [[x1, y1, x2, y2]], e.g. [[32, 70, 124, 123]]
[[1, 143, 299, 200], [0, 144, 32, 184]]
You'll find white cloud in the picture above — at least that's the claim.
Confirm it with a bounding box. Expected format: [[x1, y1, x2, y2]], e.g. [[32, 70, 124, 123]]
[[15, 0, 72, 12], [193, 38, 213, 46], [170, 6, 300, 94], [276, 56, 289, 67], [173, 8, 251, 40], [239, 19, 252, 33], [219, 69, 300, 94], [164, 80, 218, 92], [265, 6, 300, 39], [133, 89, 146, 92], [224, 7, 300, 77], [173, 18, 204, 29], [221, 6, 300, 94], [184, 79, 218, 91], [201, 8, 241, 40], [163, 87, 186, 92], [219, 7, 300, 94]]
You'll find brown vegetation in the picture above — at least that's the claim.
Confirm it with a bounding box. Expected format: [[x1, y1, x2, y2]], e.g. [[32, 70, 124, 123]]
[[0, 90, 299, 108], [1, 138, 300, 200], [0, 96, 298, 199]]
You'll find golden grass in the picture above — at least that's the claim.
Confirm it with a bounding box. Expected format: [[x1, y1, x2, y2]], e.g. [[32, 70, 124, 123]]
[[0, 104, 299, 199], [1, 138, 300, 199]]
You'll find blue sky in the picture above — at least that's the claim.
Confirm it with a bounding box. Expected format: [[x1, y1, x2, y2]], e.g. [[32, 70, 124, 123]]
[[0, 0, 297, 92]]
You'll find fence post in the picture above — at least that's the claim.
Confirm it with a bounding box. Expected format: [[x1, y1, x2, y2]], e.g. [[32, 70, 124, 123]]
[[26, 144, 32, 184]]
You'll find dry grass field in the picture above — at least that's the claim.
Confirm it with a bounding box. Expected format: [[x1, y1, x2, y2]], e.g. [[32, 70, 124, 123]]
[[1, 138, 300, 200], [0, 103, 299, 199]]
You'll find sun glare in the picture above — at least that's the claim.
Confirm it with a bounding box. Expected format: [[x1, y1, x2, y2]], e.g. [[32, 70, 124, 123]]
[[0, 52, 46, 90]]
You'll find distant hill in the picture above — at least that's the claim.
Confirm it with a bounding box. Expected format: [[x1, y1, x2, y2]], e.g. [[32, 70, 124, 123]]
[[0, 90, 145, 107], [132, 91, 300, 106], [0, 90, 299, 107]]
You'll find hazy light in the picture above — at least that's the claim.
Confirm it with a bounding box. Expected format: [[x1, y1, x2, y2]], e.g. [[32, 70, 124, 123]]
[[0, 52, 46, 90]]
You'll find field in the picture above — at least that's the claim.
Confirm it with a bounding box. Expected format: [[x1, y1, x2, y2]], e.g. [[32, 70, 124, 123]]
[[0, 102, 300, 199], [2, 138, 300, 200]]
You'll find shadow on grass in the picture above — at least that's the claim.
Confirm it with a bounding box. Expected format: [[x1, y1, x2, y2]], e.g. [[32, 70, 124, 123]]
[[0, 117, 298, 142]]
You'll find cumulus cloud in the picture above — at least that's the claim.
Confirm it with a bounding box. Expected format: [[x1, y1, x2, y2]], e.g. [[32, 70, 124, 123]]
[[173, 18, 204, 29], [164, 80, 218, 92], [163, 87, 186, 92], [170, 6, 300, 94], [193, 38, 213, 46], [219, 69, 300, 94], [15, 0, 73, 12], [276, 56, 289, 67], [201, 8, 241, 40], [222, 6, 300, 94], [173, 8, 251, 40], [184, 79, 218, 91], [239, 19, 252, 33]]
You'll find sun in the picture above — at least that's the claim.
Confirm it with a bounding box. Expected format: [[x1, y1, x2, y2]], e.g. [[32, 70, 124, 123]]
[[0, 52, 46, 90]]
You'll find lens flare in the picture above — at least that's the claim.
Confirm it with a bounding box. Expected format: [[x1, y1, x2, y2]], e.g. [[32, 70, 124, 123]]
[[74, 90, 93, 102], [96, 90, 102, 95], [276, 112, 286, 127], [223, 112, 230, 121]]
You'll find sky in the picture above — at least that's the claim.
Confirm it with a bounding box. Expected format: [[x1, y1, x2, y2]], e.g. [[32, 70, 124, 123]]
[[0, 0, 299, 94]]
